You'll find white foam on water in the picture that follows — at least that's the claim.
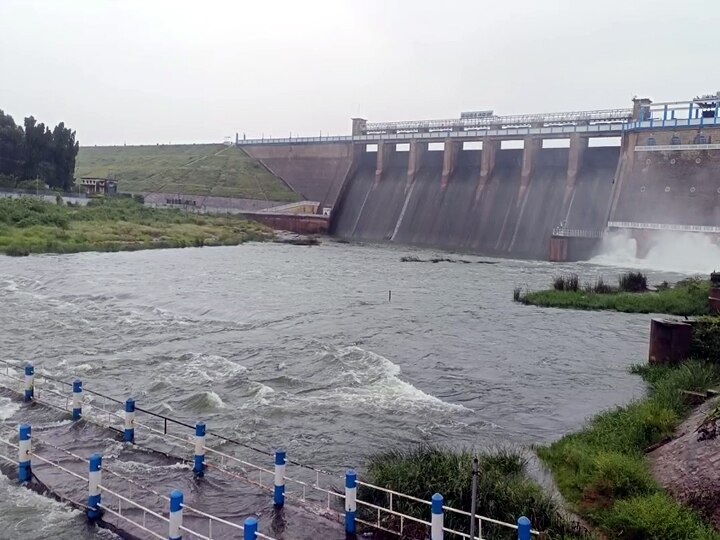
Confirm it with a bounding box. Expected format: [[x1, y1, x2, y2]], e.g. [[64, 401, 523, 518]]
[[0, 397, 20, 422], [0, 473, 121, 539], [166, 353, 247, 385], [589, 230, 720, 274], [307, 346, 470, 413]]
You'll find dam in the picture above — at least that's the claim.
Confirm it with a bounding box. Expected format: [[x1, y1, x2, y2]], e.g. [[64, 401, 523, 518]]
[[241, 94, 720, 261]]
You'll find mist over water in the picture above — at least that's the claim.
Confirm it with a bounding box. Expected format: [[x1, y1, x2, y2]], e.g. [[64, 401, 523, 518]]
[[590, 231, 720, 275]]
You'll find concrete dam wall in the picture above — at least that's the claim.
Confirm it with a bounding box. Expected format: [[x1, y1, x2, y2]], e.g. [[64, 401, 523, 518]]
[[331, 144, 618, 260], [610, 131, 720, 227], [243, 143, 353, 207]]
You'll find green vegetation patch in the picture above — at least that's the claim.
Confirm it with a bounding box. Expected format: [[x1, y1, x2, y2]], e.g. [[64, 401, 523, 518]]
[[0, 197, 272, 256], [361, 446, 588, 539], [75, 144, 301, 202], [515, 273, 712, 316], [538, 361, 720, 539]]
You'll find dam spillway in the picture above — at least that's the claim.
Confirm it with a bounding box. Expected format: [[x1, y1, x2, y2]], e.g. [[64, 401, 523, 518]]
[[240, 95, 720, 261]]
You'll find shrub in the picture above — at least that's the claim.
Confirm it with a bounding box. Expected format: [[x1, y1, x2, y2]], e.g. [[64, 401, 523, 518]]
[[691, 318, 720, 364], [553, 273, 579, 292], [596, 492, 719, 540], [583, 451, 656, 504], [513, 287, 522, 302], [361, 445, 580, 539], [618, 272, 648, 292], [593, 276, 615, 294]]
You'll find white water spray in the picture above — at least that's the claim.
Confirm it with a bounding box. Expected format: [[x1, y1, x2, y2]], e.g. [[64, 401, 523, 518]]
[[590, 230, 720, 274]]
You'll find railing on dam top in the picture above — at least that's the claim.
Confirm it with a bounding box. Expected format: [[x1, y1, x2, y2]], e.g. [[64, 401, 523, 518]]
[[364, 108, 633, 133], [607, 221, 720, 234], [551, 227, 604, 239], [0, 359, 539, 540], [237, 122, 627, 145]]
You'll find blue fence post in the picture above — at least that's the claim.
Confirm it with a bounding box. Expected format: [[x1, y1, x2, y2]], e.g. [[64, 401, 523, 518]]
[[193, 422, 206, 477], [345, 469, 357, 535], [124, 398, 135, 443], [517, 516, 531, 540], [274, 449, 286, 507], [24, 364, 34, 402], [169, 490, 183, 540], [87, 453, 102, 521], [243, 517, 258, 540], [18, 424, 31, 483], [72, 380, 82, 420], [431, 493, 444, 540]]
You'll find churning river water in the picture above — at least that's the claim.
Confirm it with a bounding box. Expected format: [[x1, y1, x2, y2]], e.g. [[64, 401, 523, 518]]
[[0, 241, 696, 539]]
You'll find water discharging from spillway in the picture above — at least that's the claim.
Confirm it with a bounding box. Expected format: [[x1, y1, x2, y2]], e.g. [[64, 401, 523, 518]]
[[590, 230, 720, 274]]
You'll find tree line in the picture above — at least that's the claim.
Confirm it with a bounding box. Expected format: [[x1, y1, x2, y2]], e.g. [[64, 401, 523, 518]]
[[0, 109, 79, 192]]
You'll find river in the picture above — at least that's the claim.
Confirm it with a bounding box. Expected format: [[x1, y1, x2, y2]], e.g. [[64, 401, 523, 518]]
[[0, 241, 693, 538]]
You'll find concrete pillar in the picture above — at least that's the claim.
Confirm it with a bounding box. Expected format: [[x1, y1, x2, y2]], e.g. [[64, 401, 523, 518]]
[[548, 237, 568, 262], [475, 139, 498, 201], [375, 142, 395, 185], [406, 141, 426, 188], [567, 134, 587, 189], [608, 132, 637, 223], [351, 118, 367, 136], [440, 140, 461, 190], [648, 319, 691, 365], [519, 138, 541, 199], [632, 98, 652, 121]]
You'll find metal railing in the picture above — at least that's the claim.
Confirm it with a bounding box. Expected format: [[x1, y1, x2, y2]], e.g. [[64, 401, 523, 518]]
[[365, 108, 632, 133], [0, 359, 540, 539], [551, 227, 604, 238], [607, 221, 720, 234], [634, 143, 720, 152]]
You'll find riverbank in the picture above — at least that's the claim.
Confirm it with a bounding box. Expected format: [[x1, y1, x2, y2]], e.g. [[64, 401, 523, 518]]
[[0, 197, 273, 256], [538, 361, 720, 539], [515, 274, 712, 316]]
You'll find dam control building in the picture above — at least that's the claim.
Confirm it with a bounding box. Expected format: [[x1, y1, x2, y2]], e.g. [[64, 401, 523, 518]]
[[239, 94, 720, 261]]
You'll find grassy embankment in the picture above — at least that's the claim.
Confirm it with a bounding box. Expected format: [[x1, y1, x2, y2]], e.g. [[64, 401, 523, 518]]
[[538, 357, 720, 540], [75, 144, 302, 202], [0, 197, 273, 256], [514, 272, 713, 316], [362, 319, 720, 539]]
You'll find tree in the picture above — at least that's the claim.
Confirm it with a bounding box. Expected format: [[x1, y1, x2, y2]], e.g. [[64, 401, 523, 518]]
[[0, 110, 24, 178], [0, 110, 80, 190]]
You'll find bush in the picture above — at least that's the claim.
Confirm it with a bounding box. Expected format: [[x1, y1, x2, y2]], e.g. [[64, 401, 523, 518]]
[[553, 273, 579, 292], [618, 272, 648, 292], [513, 287, 522, 302], [597, 492, 719, 540], [690, 318, 720, 364], [362, 445, 581, 539], [593, 276, 615, 294]]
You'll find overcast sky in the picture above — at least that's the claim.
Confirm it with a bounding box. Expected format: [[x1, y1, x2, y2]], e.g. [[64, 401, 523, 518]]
[[1, 0, 717, 146]]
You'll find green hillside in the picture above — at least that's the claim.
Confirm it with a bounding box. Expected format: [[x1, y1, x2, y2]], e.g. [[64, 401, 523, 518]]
[[74, 144, 301, 202]]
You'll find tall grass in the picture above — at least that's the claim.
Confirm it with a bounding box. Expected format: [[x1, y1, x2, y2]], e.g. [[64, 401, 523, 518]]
[[361, 446, 589, 539], [538, 361, 720, 539], [618, 272, 648, 292], [553, 273, 580, 292]]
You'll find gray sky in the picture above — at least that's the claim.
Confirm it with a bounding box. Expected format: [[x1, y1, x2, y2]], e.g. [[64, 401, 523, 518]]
[[1, 0, 717, 145]]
